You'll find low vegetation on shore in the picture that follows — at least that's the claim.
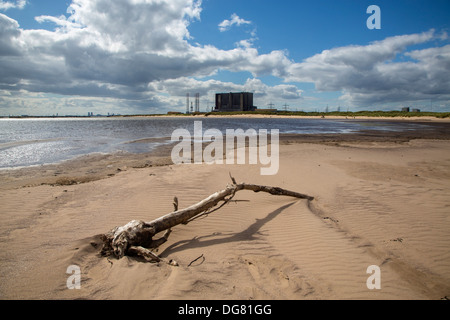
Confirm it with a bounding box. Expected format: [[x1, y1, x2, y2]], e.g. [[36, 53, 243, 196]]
[[203, 110, 450, 118], [4, 110, 449, 119], [131, 110, 450, 119]]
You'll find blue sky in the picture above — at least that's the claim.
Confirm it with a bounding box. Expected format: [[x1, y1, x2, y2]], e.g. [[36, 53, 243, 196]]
[[1, 0, 449, 115]]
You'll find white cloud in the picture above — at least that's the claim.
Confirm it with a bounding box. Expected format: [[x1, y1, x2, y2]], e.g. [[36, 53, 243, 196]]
[[218, 13, 251, 32], [0, 2, 290, 88], [0, 0, 295, 114], [62, 0, 203, 54], [148, 77, 302, 110], [286, 30, 450, 107], [34, 14, 83, 32], [0, 12, 21, 56], [0, 0, 26, 11]]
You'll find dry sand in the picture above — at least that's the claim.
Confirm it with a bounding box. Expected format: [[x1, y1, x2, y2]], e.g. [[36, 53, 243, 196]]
[[1, 124, 450, 300]]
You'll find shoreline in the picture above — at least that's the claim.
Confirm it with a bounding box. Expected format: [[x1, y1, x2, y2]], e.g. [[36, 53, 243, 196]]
[[3, 114, 450, 122], [1, 122, 450, 190], [198, 114, 450, 122]]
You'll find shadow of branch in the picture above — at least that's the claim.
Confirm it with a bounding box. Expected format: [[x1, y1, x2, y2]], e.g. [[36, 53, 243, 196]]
[[159, 201, 297, 257]]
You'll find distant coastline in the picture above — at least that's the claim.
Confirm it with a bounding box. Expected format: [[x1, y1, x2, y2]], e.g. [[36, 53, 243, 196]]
[[115, 110, 450, 120], [3, 110, 450, 121]]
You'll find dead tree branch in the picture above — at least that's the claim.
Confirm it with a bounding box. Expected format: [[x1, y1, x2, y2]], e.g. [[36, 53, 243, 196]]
[[100, 177, 314, 263]]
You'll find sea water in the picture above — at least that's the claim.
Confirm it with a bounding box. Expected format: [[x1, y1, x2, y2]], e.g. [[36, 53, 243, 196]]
[[0, 117, 430, 169]]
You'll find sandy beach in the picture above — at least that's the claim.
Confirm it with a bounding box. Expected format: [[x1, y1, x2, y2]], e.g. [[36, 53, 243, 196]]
[[1, 121, 450, 300]]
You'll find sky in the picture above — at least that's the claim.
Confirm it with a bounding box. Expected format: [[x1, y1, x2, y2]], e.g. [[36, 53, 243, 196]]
[[0, 0, 449, 116]]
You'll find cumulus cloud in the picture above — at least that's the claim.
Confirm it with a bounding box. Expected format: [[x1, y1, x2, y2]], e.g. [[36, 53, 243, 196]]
[[0, 0, 296, 114], [0, 0, 26, 11], [286, 30, 450, 107], [218, 13, 251, 32], [62, 0, 202, 54], [149, 77, 302, 109], [0, 13, 21, 56]]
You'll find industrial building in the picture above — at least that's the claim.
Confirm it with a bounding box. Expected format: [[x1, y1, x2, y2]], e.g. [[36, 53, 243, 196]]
[[401, 107, 421, 113], [215, 92, 255, 112]]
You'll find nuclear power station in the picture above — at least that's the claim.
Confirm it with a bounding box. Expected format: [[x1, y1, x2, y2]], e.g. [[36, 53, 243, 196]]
[[214, 92, 255, 112], [184, 92, 255, 114]]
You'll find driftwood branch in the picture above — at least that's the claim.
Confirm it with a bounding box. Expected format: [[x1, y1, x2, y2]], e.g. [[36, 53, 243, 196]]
[[101, 177, 314, 263]]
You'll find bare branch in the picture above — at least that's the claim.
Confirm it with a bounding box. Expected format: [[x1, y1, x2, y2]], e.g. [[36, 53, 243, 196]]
[[229, 172, 237, 185], [100, 180, 314, 261], [173, 197, 178, 211]]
